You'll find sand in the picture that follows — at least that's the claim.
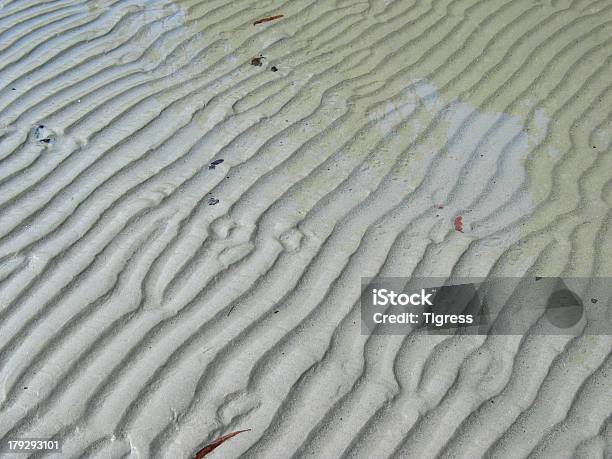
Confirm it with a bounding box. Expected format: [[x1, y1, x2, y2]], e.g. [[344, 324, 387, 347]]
[[0, 0, 610, 457]]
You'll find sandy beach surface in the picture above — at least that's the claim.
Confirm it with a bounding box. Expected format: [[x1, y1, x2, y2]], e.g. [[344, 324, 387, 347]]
[[0, 0, 611, 457]]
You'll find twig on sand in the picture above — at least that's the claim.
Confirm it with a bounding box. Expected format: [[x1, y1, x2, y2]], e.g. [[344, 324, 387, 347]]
[[193, 429, 251, 458], [253, 14, 284, 25]]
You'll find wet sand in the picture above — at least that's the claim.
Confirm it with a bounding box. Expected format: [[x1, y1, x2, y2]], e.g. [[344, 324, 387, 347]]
[[0, 0, 611, 457]]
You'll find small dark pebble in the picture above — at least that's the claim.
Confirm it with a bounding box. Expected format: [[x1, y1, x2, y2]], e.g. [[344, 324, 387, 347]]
[[535, 276, 542, 280], [12, 88, 16, 91], [270, 66, 278, 72], [251, 56, 264, 66], [591, 298, 598, 304], [208, 159, 224, 170], [274, 310, 279, 314], [208, 197, 219, 206], [40, 138, 51, 143]]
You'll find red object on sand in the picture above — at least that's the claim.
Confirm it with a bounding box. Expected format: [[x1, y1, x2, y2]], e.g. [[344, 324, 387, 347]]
[[454, 216, 463, 232], [193, 429, 250, 458]]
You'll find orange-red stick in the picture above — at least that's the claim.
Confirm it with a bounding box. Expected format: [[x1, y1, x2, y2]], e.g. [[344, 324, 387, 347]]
[[253, 14, 284, 25], [193, 429, 250, 458]]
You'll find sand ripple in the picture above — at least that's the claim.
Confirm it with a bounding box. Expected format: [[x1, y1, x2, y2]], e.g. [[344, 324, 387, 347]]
[[0, 0, 611, 457]]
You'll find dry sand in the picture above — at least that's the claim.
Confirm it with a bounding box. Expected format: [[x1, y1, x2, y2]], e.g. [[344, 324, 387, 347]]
[[0, 0, 611, 457]]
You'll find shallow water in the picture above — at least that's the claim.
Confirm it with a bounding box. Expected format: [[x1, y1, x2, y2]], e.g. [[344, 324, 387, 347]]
[[0, 0, 610, 457]]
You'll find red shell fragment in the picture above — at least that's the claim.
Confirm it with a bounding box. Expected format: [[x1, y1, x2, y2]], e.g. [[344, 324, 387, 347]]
[[454, 216, 463, 232]]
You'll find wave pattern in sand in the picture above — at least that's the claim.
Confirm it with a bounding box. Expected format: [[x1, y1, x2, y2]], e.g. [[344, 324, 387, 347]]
[[0, 0, 611, 457]]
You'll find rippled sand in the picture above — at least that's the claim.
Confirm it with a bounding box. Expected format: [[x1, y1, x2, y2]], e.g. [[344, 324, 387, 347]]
[[0, 0, 610, 457]]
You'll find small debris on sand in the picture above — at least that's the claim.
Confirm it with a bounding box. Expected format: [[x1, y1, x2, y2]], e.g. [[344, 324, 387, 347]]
[[454, 216, 463, 232], [208, 197, 219, 206], [34, 124, 54, 143], [253, 14, 283, 25], [251, 56, 264, 66], [270, 66, 278, 72], [208, 159, 224, 170], [193, 430, 250, 458]]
